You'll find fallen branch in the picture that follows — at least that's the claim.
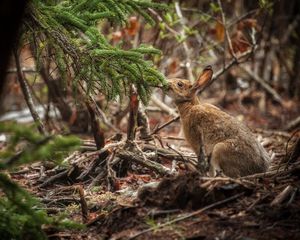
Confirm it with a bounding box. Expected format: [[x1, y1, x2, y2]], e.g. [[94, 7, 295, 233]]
[[270, 185, 296, 207], [77, 185, 88, 223], [86, 213, 106, 227], [143, 144, 197, 166], [39, 169, 68, 188], [285, 116, 300, 131], [166, 143, 187, 171], [106, 151, 117, 192], [255, 128, 291, 138], [240, 163, 300, 180], [41, 197, 80, 205], [88, 170, 106, 189], [77, 150, 108, 181], [129, 192, 243, 239], [77, 141, 125, 180], [117, 150, 172, 176]]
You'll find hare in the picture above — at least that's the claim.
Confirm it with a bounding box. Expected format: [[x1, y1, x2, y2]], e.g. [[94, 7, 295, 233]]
[[166, 66, 270, 177]]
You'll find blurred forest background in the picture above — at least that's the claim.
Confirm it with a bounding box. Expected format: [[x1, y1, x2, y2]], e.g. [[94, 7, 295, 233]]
[[1, 0, 300, 132], [0, 0, 299, 239]]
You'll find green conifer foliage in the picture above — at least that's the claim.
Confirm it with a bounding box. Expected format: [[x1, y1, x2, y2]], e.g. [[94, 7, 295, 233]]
[[24, 0, 168, 104], [0, 122, 81, 239]]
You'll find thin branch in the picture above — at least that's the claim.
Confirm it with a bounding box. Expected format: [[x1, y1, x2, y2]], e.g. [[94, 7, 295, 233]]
[[270, 185, 296, 207], [106, 151, 117, 191], [90, 96, 119, 132], [200, 48, 255, 94], [240, 66, 283, 104], [181, 8, 222, 24], [228, 9, 260, 28], [181, 7, 259, 29], [137, 106, 152, 140], [85, 100, 105, 150], [285, 116, 300, 131], [77, 185, 88, 223], [166, 143, 190, 171], [280, 14, 300, 45], [217, 0, 237, 60], [148, 8, 180, 36], [39, 169, 68, 188], [129, 193, 243, 239], [151, 96, 178, 117], [174, 1, 194, 81], [13, 49, 46, 134], [143, 144, 197, 166], [5, 136, 52, 168], [117, 150, 172, 176], [78, 81, 119, 132], [151, 116, 180, 135]]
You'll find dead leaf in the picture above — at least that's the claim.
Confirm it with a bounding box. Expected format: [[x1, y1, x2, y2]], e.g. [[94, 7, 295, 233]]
[[125, 16, 140, 36], [231, 30, 251, 53], [215, 21, 225, 42], [168, 58, 179, 75]]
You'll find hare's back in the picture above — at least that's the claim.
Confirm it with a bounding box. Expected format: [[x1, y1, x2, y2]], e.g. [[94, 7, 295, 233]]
[[191, 103, 254, 140]]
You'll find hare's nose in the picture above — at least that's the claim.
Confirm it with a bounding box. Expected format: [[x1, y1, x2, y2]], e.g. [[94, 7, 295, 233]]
[[162, 82, 171, 91]]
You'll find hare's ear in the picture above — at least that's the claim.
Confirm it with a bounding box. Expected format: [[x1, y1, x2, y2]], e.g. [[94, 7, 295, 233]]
[[191, 66, 213, 95]]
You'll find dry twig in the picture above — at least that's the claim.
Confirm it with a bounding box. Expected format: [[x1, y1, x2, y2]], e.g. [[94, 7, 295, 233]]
[[13, 49, 46, 134], [285, 116, 300, 131], [174, 1, 194, 82], [117, 149, 172, 176], [200, 48, 255, 94], [270, 185, 296, 207], [129, 193, 244, 239], [151, 96, 177, 117], [239, 66, 283, 104], [151, 116, 180, 135], [77, 185, 88, 223], [217, 0, 237, 60]]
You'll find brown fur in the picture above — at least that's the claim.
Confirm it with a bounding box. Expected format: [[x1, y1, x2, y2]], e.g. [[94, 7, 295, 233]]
[[166, 66, 270, 177]]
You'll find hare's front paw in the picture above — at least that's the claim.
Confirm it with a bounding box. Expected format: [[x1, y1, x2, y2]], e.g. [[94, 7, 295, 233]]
[[209, 163, 222, 177]]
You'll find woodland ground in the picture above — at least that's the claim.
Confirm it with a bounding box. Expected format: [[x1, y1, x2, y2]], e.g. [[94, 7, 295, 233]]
[[2, 1, 300, 239], [9, 103, 300, 240]]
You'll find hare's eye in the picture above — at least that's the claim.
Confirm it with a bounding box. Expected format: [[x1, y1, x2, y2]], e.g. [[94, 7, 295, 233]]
[[177, 82, 183, 88]]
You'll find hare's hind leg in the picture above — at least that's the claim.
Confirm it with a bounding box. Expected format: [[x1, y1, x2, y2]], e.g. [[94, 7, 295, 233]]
[[209, 142, 227, 177], [209, 140, 245, 178]]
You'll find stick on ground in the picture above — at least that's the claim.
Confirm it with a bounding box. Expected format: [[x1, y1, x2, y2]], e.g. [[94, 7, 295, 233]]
[[77, 185, 88, 223], [129, 192, 244, 239]]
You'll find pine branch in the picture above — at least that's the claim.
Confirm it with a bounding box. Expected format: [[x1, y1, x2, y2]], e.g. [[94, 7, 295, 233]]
[[25, 0, 168, 104]]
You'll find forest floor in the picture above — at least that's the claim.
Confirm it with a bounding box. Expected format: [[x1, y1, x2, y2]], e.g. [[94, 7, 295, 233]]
[[9, 100, 300, 240]]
